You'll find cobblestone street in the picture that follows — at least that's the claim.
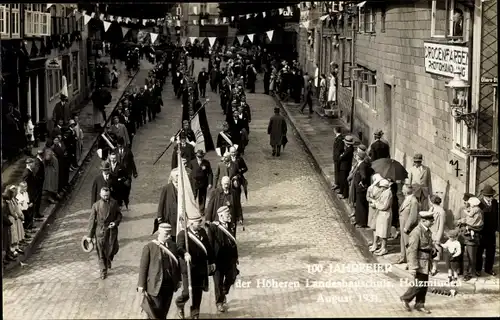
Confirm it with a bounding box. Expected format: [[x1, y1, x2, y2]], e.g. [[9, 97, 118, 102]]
[[3, 59, 499, 319]]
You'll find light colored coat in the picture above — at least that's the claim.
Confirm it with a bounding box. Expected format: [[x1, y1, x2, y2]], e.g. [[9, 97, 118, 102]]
[[327, 74, 337, 102], [374, 188, 393, 238], [399, 194, 419, 261], [74, 123, 84, 162], [110, 123, 130, 146], [367, 184, 384, 230], [429, 204, 446, 260], [407, 165, 432, 210]]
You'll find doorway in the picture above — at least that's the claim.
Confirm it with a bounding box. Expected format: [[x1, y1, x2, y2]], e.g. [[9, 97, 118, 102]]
[[384, 83, 394, 150]]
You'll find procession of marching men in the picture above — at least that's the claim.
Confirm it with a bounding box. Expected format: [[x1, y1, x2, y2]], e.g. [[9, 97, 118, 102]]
[[82, 42, 289, 319]]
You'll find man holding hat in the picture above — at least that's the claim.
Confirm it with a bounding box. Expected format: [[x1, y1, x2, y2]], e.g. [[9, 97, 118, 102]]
[[91, 161, 115, 206], [407, 154, 432, 211], [336, 135, 355, 199], [476, 184, 498, 276], [137, 223, 182, 319], [188, 149, 213, 214], [206, 206, 239, 313], [86, 187, 122, 280], [267, 107, 287, 157], [400, 211, 436, 314], [368, 130, 390, 161], [175, 216, 215, 319]]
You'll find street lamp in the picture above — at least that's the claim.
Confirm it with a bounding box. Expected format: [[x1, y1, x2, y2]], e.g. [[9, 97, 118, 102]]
[[445, 69, 476, 128]]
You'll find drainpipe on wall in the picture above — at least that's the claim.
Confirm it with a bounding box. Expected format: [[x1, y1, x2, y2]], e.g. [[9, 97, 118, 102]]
[[349, 13, 357, 133], [465, 4, 476, 194]]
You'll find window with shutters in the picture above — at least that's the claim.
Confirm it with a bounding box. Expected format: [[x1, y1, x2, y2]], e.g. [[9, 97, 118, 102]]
[[0, 6, 9, 37], [40, 13, 50, 36], [354, 66, 377, 110], [25, 10, 33, 36], [11, 4, 20, 37]]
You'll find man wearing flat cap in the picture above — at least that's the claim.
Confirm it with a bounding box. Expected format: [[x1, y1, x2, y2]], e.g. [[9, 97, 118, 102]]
[[206, 206, 239, 313], [91, 161, 115, 206], [400, 211, 435, 314], [188, 150, 213, 214], [86, 187, 122, 280], [476, 184, 499, 276], [267, 107, 287, 157], [407, 154, 432, 211], [138, 223, 182, 319], [368, 130, 390, 161], [175, 216, 215, 319]]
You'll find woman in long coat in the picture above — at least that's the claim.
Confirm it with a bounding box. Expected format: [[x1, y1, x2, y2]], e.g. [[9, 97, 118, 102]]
[[4, 186, 24, 254], [319, 74, 328, 110], [367, 174, 384, 233], [73, 115, 84, 164], [353, 152, 373, 228], [43, 149, 60, 203], [372, 179, 393, 256], [429, 195, 446, 275]]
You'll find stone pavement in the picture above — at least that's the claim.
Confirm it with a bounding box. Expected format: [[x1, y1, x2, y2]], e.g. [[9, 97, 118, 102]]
[[2, 60, 140, 271], [275, 96, 500, 294], [2, 58, 499, 319]]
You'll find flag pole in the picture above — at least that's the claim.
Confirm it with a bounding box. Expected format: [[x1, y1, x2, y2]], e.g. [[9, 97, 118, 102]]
[[178, 147, 193, 310], [153, 98, 210, 165]]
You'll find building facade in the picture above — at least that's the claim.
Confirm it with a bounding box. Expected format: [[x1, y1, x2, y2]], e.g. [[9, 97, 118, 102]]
[[297, 0, 498, 213], [1, 3, 90, 131], [179, 3, 229, 41]]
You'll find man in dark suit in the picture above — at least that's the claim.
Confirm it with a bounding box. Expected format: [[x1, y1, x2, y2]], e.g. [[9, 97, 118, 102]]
[[121, 109, 136, 147], [213, 155, 239, 188], [476, 184, 499, 276], [116, 138, 138, 210], [172, 69, 183, 98], [22, 158, 37, 230], [198, 67, 209, 98], [176, 217, 216, 319], [368, 130, 390, 161], [206, 206, 239, 313], [206, 176, 242, 237], [337, 135, 355, 199], [137, 223, 182, 319], [52, 95, 70, 125], [332, 127, 345, 191], [33, 149, 46, 219], [108, 151, 128, 207], [91, 162, 114, 206], [171, 133, 196, 170], [188, 150, 213, 214]]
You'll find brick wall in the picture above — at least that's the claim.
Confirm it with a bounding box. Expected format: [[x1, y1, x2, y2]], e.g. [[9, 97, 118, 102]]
[[352, 0, 472, 214]]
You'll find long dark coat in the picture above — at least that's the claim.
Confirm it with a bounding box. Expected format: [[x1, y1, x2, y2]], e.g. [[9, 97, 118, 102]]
[[87, 199, 122, 261], [267, 114, 287, 147], [91, 174, 114, 206], [206, 187, 242, 223], [156, 183, 178, 234], [171, 143, 196, 170]]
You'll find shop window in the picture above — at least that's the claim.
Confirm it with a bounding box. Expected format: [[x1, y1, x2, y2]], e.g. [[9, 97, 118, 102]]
[[355, 67, 377, 110], [72, 51, 79, 93]]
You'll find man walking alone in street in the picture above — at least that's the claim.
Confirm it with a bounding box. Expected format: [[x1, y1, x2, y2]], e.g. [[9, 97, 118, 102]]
[[267, 107, 287, 157], [86, 187, 123, 280]]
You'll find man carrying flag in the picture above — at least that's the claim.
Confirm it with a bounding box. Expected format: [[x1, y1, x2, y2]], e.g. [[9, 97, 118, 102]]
[[174, 147, 215, 319]]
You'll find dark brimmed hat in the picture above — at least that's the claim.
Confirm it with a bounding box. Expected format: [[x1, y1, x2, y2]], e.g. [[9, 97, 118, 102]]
[[81, 236, 95, 253], [100, 161, 111, 171], [481, 184, 496, 196], [413, 154, 423, 162], [195, 149, 205, 157]]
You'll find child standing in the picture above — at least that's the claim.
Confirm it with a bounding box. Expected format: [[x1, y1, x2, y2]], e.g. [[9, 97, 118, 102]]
[[440, 229, 462, 295]]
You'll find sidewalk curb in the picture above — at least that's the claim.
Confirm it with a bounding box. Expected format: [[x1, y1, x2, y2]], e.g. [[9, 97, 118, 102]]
[[4, 68, 140, 272], [273, 96, 499, 295]]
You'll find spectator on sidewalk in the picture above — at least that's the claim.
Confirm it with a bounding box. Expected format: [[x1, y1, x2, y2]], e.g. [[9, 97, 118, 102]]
[[300, 80, 314, 117], [352, 151, 373, 228], [21, 159, 36, 231], [52, 95, 71, 125], [368, 130, 390, 161], [397, 183, 419, 264], [367, 174, 384, 240], [458, 196, 483, 281], [5, 185, 26, 255], [51, 119, 65, 139], [372, 179, 393, 256], [2, 104, 26, 161], [454, 192, 474, 275], [336, 135, 355, 199], [476, 185, 499, 276], [407, 154, 432, 211], [25, 115, 35, 155], [429, 195, 446, 275], [72, 115, 84, 164], [440, 229, 462, 285], [34, 149, 46, 219], [2, 196, 15, 263], [319, 74, 328, 110], [43, 148, 60, 204], [52, 135, 69, 195], [111, 65, 119, 88], [331, 127, 345, 191]]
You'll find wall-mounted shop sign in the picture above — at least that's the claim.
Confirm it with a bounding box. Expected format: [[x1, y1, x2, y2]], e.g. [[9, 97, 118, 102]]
[[46, 58, 62, 70], [424, 42, 469, 80]]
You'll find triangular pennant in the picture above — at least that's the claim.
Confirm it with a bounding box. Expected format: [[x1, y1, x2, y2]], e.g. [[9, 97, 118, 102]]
[[46, 4, 54, 10], [200, 19, 204, 26], [266, 30, 274, 41], [81, 10, 87, 15], [108, 15, 114, 21], [181, 37, 187, 45], [121, 26, 130, 37], [279, 8, 284, 15], [83, 14, 92, 25], [236, 35, 245, 45], [24, 41, 33, 56], [150, 32, 159, 44], [176, 20, 181, 27], [189, 36, 197, 43], [246, 14, 251, 19], [208, 37, 216, 47], [90, 12, 95, 18], [193, 20, 198, 25], [231, 16, 235, 21], [262, 12, 266, 18], [103, 21, 111, 32], [247, 33, 255, 43], [223, 17, 227, 23], [215, 18, 219, 24], [75, 11, 82, 21]]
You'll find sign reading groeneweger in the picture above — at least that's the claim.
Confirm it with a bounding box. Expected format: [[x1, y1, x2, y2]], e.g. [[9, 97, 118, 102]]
[[424, 42, 469, 80], [46, 58, 62, 70]]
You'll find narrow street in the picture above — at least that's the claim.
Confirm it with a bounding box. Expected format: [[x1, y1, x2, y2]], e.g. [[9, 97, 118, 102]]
[[2, 59, 499, 319]]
